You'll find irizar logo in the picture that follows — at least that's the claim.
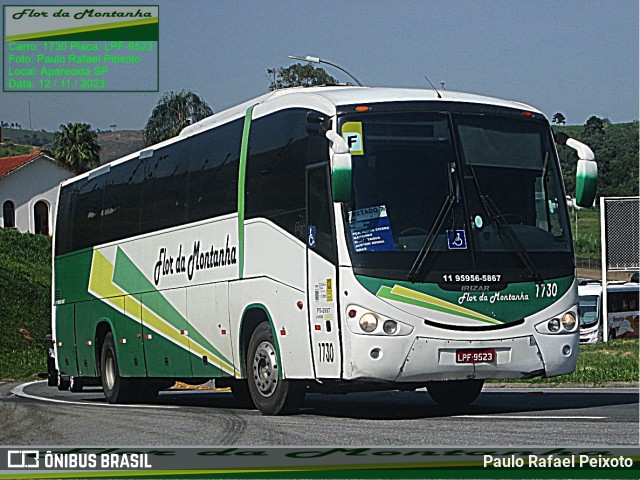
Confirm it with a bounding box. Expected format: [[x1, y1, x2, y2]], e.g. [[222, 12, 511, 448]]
[[7, 450, 39, 468]]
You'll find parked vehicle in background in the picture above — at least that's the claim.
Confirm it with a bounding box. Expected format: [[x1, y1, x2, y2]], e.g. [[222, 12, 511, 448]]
[[578, 282, 602, 344], [578, 281, 639, 343]]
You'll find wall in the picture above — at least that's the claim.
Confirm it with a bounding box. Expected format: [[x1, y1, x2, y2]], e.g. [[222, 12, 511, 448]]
[[0, 157, 74, 234]]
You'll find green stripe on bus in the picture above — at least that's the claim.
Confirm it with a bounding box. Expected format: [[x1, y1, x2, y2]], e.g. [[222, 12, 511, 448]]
[[238, 104, 256, 279], [111, 248, 234, 369]]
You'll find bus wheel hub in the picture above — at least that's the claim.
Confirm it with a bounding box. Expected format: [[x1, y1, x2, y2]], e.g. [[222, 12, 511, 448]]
[[253, 341, 278, 397]]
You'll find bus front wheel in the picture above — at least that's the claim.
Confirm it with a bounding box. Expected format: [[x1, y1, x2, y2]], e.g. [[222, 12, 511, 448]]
[[246, 323, 304, 415], [427, 379, 484, 406]]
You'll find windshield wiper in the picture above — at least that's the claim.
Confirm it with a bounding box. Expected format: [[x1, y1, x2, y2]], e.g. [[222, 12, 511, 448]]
[[481, 193, 541, 280], [407, 194, 455, 281], [462, 159, 540, 280]]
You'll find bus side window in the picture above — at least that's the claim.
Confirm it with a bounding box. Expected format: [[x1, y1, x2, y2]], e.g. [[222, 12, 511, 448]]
[[72, 175, 105, 252], [245, 109, 318, 240], [140, 141, 190, 235], [101, 159, 145, 244], [307, 164, 337, 263], [187, 119, 242, 223]]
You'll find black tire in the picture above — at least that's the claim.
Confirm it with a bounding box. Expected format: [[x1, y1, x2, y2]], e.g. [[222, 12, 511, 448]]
[[229, 379, 255, 408], [100, 332, 134, 403], [246, 323, 305, 415], [57, 374, 70, 391], [133, 381, 160, 403], [427, 379, 484, 406], [47, 352, 58, 387], [69, 377, 83, 392]]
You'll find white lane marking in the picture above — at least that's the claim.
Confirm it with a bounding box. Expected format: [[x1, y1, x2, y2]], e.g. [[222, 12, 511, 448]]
[[455, 415, 606, 420], [11, 381, 178, 410]]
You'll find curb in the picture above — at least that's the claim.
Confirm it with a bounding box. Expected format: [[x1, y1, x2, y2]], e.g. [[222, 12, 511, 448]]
[[487, 381, 639, 388]]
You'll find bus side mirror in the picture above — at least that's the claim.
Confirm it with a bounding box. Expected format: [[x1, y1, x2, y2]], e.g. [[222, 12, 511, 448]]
[[555, 133, 597, 208], [306, 112, 331, 135], [326, 130, 352, 202]]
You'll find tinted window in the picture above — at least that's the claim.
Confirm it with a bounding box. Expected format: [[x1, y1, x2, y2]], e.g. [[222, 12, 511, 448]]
[[187, 119, 242, 222], [140, 141, 190, 234], [55, 187, 72, 255], [56, 119, 245, 256], [307, 164, 337, 263], [101, 158, 145, 244], [246, 109, 327, 240], [71, 173, 106, 252]]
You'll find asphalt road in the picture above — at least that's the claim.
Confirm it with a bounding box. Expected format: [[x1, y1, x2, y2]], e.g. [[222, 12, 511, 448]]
[[0, 381, 637, 446]]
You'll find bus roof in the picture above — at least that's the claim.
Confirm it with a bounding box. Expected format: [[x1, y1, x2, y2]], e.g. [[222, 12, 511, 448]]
[[579, 282, 639, 296], [60, 86, 542, 187], [181, 86, 541, 138], [578, 283, 602, 296]]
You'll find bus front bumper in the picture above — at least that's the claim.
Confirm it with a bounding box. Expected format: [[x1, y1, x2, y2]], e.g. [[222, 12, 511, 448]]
[[343, 332, 579, 382]]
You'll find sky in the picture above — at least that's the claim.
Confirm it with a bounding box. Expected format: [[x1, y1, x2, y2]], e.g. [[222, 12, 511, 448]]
[[1, 0, 638, 132]]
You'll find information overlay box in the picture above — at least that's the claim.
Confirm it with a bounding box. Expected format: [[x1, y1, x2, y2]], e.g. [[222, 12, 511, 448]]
[[3, 5, 159, 92]]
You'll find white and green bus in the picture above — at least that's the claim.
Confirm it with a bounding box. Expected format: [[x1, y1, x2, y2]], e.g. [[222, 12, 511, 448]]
[[50, 86, 597, 414]]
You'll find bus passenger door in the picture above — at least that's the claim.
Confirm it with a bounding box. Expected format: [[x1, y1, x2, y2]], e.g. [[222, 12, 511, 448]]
[[306, 164, 342, 378]]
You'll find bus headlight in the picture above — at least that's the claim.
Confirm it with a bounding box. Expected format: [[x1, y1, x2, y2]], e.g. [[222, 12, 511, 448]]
[[347, 305, 414, 336], [548, 318, 561, 332], [359, 313, 378, 333], [383, 320, 398, 335], [562, 312, 577, 331]]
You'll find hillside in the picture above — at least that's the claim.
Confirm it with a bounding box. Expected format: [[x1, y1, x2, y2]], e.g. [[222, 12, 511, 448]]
[[555, 120, 639, 198], [0, 127, 143, 165], [0, 228, 51, 379], [96, 130, 145, 163]]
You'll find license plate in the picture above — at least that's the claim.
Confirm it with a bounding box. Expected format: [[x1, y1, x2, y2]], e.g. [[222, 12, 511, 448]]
[[456, 348, 495, 363]]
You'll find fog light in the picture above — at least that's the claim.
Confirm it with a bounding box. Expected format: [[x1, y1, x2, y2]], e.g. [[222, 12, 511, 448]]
[[383, 320, 398, 335], [562, 312, 577, 331], [359, 313, 378, 333], [370, 348, 381, 359], [548, 318, 561, 332], [562, 345, 571, 356]]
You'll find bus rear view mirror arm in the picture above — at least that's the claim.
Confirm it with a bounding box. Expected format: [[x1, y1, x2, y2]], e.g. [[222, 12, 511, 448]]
[[554, 132, 597, 208]]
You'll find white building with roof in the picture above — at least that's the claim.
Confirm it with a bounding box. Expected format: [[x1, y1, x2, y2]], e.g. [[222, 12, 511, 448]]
[[0, 152, 75, 235]]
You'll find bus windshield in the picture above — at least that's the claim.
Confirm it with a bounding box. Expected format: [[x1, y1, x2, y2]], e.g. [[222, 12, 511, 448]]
[[578, 295, 600, 327], [340, 107, 573, 283]]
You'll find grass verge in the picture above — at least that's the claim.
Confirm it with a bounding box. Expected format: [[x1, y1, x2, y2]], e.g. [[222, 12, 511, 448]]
[[488, 338, 639, 385], [0, 228, 51, 381]]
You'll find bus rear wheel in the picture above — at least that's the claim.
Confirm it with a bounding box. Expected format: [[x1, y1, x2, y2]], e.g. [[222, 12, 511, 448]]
[[427, 379, 484, 406], [246, 323, 304, 415], [100, 332, 134, 403]]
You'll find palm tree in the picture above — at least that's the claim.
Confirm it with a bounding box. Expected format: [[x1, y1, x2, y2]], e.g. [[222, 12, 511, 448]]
[[267, 63, 337, 91], [143, 90, 213, 146], [54, 123, 101, 174]]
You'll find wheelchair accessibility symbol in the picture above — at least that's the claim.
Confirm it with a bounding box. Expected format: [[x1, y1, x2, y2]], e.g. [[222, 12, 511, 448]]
[[308, 226, 316, 249], [447, 230, 467, 250]]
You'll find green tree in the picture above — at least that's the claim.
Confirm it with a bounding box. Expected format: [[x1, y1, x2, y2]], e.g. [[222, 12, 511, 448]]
[[552, 112, 566, 125], [53, 123, 100, 174], [143, 90, 213, 146], [583, 115, 605, 137], [267, 63, 338, 91]]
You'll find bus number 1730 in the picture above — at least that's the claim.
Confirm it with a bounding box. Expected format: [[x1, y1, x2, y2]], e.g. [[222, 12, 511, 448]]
[[318, 342, 334, 362]]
